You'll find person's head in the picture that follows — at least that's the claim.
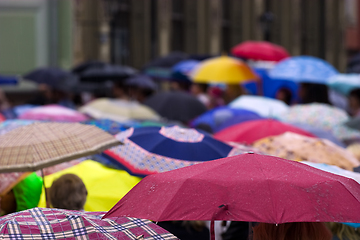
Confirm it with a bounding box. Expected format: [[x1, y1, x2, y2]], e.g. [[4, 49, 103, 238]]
[[299, 83, 330, 104], [326, 222, 360, 240], [253, 222, 332, 240], [170, 80, 191, 92], [348, 88, 360, 116], [50, 174, 87, 211], [190, 83, 208, 95], [223, 84, 247, 104], [112, 81, 129, 100], [276, 87, 293, 105]]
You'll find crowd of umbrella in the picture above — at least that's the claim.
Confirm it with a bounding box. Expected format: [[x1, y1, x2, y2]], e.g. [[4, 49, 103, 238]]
[[1, 41, 360, 239]]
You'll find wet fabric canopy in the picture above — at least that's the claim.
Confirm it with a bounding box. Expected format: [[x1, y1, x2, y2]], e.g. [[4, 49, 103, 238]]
[[104, 153, 360, 238]]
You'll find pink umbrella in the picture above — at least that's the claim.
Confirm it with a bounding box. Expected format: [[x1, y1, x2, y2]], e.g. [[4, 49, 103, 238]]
[[104, 153, 360, 240], [18, 105, 88, 122]]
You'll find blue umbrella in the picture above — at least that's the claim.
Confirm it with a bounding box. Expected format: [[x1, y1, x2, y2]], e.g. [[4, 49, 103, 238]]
[[190, 106, 261, 132], [101, 126, 254, 177], [269, 56, 338, 84], [0, 120, 37, 136], [327, 73, 360, 95], [0, 75, 18, 85], [171, 60, 199, 82]]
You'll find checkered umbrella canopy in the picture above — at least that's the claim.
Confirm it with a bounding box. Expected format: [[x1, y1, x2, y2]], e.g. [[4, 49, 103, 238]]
[[0, 122, 122, 173], [0, 207, 178, 240]]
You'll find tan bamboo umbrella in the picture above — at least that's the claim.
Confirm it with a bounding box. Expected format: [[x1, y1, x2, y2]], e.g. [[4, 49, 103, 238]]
[[0, 122, 122, 173], [253, 132, 359, 170]]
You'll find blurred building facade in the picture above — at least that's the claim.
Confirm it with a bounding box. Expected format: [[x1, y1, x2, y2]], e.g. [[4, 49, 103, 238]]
[[0, 0, 351, 74], [76, 0, 347, 71], [0, 0, 73, 75]]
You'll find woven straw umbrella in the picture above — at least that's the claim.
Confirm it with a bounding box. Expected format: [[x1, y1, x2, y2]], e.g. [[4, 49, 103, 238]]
[[0, 122, 122, 205], [0, 122, 122, 173]]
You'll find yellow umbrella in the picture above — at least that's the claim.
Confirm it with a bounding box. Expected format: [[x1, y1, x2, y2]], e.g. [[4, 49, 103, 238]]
[[191, 55, 258, 84], [38, 160, 141, 211]]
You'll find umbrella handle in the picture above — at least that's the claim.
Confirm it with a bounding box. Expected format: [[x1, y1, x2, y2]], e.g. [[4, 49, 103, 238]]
[[210, 204, 228, 240], [41, 169, 50, 208]]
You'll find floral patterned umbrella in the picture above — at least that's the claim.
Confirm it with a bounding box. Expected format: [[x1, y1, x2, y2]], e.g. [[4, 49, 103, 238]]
[[253, 132, 359, 170]]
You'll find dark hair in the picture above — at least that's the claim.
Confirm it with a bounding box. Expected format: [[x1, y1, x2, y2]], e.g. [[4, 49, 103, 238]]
[[300, 83, 331, 104], [253, 222, 332, 240], [277, 87, 293, 105], [349, 88, 360, 102], [50, 174, 87, 210]]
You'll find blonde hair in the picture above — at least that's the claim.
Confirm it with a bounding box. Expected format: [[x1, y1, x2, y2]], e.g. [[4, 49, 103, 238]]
[[326, 222, 360, 240], [253, 222, 332, 240]]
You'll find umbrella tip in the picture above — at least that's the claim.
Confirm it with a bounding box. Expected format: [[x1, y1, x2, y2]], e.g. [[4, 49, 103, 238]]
[[247, 151, 255, 154]]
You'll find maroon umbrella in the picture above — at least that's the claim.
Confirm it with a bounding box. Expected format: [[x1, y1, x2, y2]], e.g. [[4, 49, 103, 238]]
[[214, 119, 315, 144], [104, 153, 360, 240]]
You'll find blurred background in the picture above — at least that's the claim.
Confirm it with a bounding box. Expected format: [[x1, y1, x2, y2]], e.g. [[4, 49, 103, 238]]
[[0, 0, 356, 74]]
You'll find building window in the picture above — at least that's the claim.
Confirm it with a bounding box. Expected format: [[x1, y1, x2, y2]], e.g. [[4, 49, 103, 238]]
[[171, 0, 184, 52]]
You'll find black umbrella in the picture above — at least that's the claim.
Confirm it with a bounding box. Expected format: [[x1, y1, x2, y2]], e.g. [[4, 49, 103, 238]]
[[144, 91, 207, 123], [125, 75, 157, 91], [143, 52, 189, 79], [71, 61, 106, 75], [79, 63, 137, 82], [23, 67, 77, 92]]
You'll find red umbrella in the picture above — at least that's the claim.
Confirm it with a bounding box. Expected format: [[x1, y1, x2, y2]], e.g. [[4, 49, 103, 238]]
[[231, 41, 290, 62], [103, 153, 360, 240], [214, 119, 315, 144]]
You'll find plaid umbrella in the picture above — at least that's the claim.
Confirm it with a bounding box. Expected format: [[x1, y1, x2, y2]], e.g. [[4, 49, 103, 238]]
[[253, 132, 359, 170], [102, 126, 257, 177], [0, 122, 121, 173], [0, 207, 177, 240]]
